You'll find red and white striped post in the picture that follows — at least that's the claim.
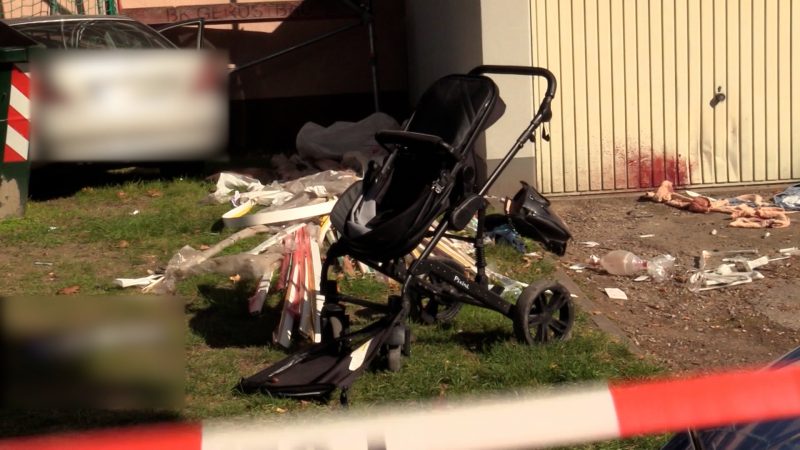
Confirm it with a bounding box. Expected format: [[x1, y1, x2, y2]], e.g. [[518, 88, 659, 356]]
[[2, 364, 800, 450]]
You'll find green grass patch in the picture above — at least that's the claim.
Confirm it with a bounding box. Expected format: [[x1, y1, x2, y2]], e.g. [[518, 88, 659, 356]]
[[0, 175, 665, 448]]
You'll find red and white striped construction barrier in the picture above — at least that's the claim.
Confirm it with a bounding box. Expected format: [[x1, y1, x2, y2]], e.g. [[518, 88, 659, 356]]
[[3, 64, 30, 163], [3, 364, 800, 450]]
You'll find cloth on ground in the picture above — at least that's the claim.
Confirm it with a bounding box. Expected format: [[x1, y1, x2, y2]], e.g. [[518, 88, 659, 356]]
[[296, 112, 400, 174], [774, 183, 800, 211], [642, 180, 790, 228]]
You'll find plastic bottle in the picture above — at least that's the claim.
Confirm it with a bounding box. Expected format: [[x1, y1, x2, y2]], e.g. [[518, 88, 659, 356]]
[[598, 250, 647, 276], [647, 254, 676, 282]]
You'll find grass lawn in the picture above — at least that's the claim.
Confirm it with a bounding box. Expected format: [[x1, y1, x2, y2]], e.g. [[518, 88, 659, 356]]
[[0, 173, 667, 449]]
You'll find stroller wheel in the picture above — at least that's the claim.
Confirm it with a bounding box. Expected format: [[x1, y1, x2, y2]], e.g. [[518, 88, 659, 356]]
[[387, 346, 402, 372], [513, 280, 574, 345], [410, 257, 465, 325]]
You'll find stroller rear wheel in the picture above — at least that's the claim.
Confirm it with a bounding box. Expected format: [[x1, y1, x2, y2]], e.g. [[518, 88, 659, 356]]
[[513, 280, 574, 345], [410, 257, 465, 325]]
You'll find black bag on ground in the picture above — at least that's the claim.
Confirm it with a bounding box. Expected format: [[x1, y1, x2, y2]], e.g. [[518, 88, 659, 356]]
[[506, 181, 572, 256]]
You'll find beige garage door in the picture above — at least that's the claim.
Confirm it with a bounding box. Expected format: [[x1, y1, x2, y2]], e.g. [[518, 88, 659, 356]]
[[530, 0, 800, 194]]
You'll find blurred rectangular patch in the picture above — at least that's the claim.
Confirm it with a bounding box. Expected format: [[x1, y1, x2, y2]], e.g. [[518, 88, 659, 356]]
[[31, 50, 227, 162], [0, 295, 184, 411]]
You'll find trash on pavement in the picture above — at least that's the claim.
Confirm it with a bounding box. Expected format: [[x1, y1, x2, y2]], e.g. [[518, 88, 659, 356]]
[[642, 180, 791, 228], [581, 241, 600, 248], [589, 250, 675, 282], [687, 249, 783, 292], [114, 274, 164, 288], [604, 287, 628, 300], [773, 183, 800, 211]]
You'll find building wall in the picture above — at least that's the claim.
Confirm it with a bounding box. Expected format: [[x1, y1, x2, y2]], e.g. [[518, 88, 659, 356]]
[[531, 0, 800, 194], [407, 0, 800, 195], [405, 0, 536, 196]]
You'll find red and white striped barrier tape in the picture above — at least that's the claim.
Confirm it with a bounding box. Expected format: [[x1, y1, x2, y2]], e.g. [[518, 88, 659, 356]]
[[4, 64, 30, 164], [3, 365, 800, 449]]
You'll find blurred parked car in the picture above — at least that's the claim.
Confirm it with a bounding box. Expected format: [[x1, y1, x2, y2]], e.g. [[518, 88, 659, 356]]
[[2, 15, 226, 165], [662, 346, 800, 450]]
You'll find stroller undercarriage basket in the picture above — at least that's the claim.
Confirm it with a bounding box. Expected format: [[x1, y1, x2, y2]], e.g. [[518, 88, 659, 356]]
[[240, 65, 575, 403]]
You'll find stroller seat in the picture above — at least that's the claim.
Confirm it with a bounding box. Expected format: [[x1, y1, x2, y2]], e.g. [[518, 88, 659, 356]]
[[330, 74, 506, 261]]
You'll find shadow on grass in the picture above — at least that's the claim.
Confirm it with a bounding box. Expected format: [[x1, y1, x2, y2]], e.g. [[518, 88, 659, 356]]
[[414, 324, 515, 353], [28, 163, 205, 201], [188, 284, 283, 348], [452, 328, 515, 353], [0, 409, 181, 439]]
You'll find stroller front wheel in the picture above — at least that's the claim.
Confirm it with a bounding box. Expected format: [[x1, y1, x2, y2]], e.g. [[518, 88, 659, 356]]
[[513, 280, 574, 345]]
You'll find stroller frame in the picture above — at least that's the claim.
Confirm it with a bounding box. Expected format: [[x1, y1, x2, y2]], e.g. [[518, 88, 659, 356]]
[[318, 65, 573, 364]]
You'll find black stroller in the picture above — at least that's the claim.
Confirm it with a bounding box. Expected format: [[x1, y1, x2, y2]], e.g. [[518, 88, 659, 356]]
[[239, 65, 574, 402]]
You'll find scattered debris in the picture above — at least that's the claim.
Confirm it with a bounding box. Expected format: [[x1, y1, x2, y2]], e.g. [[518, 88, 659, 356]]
[[486, 223, 525, 253], [114, 275, 164, 288], [700, 249, 759, 269], [248, 270, 274, 315], [48, 226, 57, 231], [588, 250, 674, 282], [773, 183, 800, 210], [115, 169, 537, 349], [604, 288, 628, 300], [130, 210, 140, 216], [208, 170, 358, 229], [118, 240, 129, 249], [638, 234, 655, 238], [642, 180, 791, 228], [207, 170, 357, 209], [223, 198, 337, 229], [33, 261, 53, 266], [687, 249, 790, 292], [57, 285, 80, 295], [580, 241, 600, 248], [568, 263, 587, 271], [710, 229, 717, 236], [633, 275, 649, 282], [769, 256, 791, 263], [296, 112, 398, 174]]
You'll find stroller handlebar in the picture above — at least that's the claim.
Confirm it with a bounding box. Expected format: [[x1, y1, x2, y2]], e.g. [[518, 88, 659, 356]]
[[468, 65, 557, 122]]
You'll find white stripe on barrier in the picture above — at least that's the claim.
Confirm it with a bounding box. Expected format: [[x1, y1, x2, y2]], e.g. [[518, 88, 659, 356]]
[[5, 125, 29, 160], [9, 85, 30, 120], [201, 386, 619, 450], [4, 365, 800, 449]]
